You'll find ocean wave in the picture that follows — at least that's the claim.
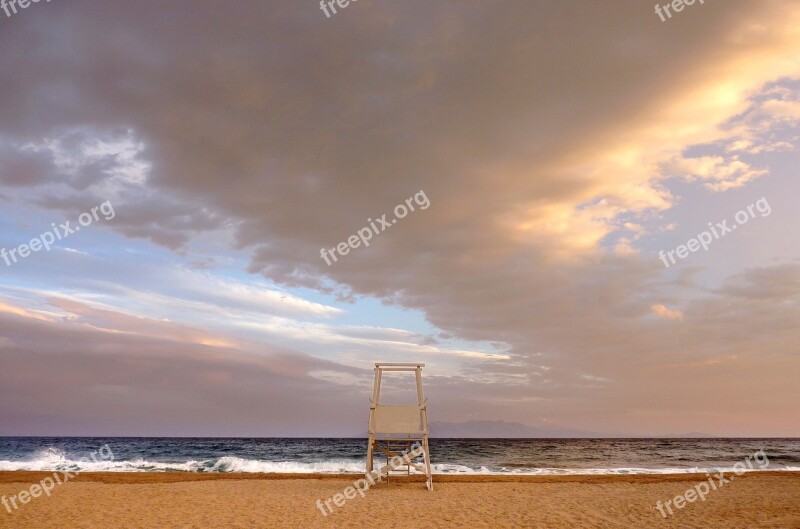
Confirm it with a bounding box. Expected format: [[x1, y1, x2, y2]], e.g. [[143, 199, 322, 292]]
[[1, 447, 799, 475], [204, 457, 366, 473], [0, 453, 798, 475], [0, 452, 367, 474]]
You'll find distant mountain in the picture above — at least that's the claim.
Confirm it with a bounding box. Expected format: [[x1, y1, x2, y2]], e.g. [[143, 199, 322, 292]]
[[358, 419, 718, 438], [651, 432, 716, 438], [429, 420, 593, 438]]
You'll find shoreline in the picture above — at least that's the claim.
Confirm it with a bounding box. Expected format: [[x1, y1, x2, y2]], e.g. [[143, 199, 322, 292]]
[[2, 469, 797, 484]]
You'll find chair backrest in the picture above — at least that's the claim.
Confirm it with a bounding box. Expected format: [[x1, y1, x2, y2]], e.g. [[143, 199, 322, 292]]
[[371, 405, 424, 435]]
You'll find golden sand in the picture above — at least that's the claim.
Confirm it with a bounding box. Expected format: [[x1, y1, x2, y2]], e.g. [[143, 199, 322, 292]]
[[1, 471, 798, 528]]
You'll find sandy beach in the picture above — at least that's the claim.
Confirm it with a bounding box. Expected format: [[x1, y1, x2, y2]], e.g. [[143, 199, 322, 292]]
[[1, 471, 798, 528]]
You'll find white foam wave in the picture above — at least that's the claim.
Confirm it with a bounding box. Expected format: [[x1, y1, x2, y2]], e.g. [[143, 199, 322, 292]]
[[208, 457, 366, 474], [431, 465, 800, 475], [0, 453, 798, 475], [0, 455, 368, 474]]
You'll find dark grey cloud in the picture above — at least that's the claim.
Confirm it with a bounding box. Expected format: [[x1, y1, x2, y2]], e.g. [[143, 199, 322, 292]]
[[0, 0, 798, 435]]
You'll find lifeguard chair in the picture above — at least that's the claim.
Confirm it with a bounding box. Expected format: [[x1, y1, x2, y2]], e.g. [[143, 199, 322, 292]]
[[366, 362, 433, 490]]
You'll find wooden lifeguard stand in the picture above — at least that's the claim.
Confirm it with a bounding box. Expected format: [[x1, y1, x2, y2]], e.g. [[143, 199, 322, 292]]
[[366, 362, 433, 490]]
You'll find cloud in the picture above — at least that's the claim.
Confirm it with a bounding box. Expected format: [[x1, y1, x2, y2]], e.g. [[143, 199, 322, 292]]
[[0, 141, 58, 187], [651, 303, 684, 321], [664, 155, 768, 192], [0, 298, 369, 436], [0, 0, 799, 435]]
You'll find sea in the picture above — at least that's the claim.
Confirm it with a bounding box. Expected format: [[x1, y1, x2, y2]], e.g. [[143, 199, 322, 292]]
[[0, 438, 798, 476]]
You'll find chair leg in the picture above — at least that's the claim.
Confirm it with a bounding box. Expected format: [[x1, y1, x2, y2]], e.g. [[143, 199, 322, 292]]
[[366, 437, 374, 473], [422, 437, 433, 490]]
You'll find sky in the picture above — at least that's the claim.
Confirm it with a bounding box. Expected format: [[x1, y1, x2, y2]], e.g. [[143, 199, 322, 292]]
[[0, 0, 799, 437]]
